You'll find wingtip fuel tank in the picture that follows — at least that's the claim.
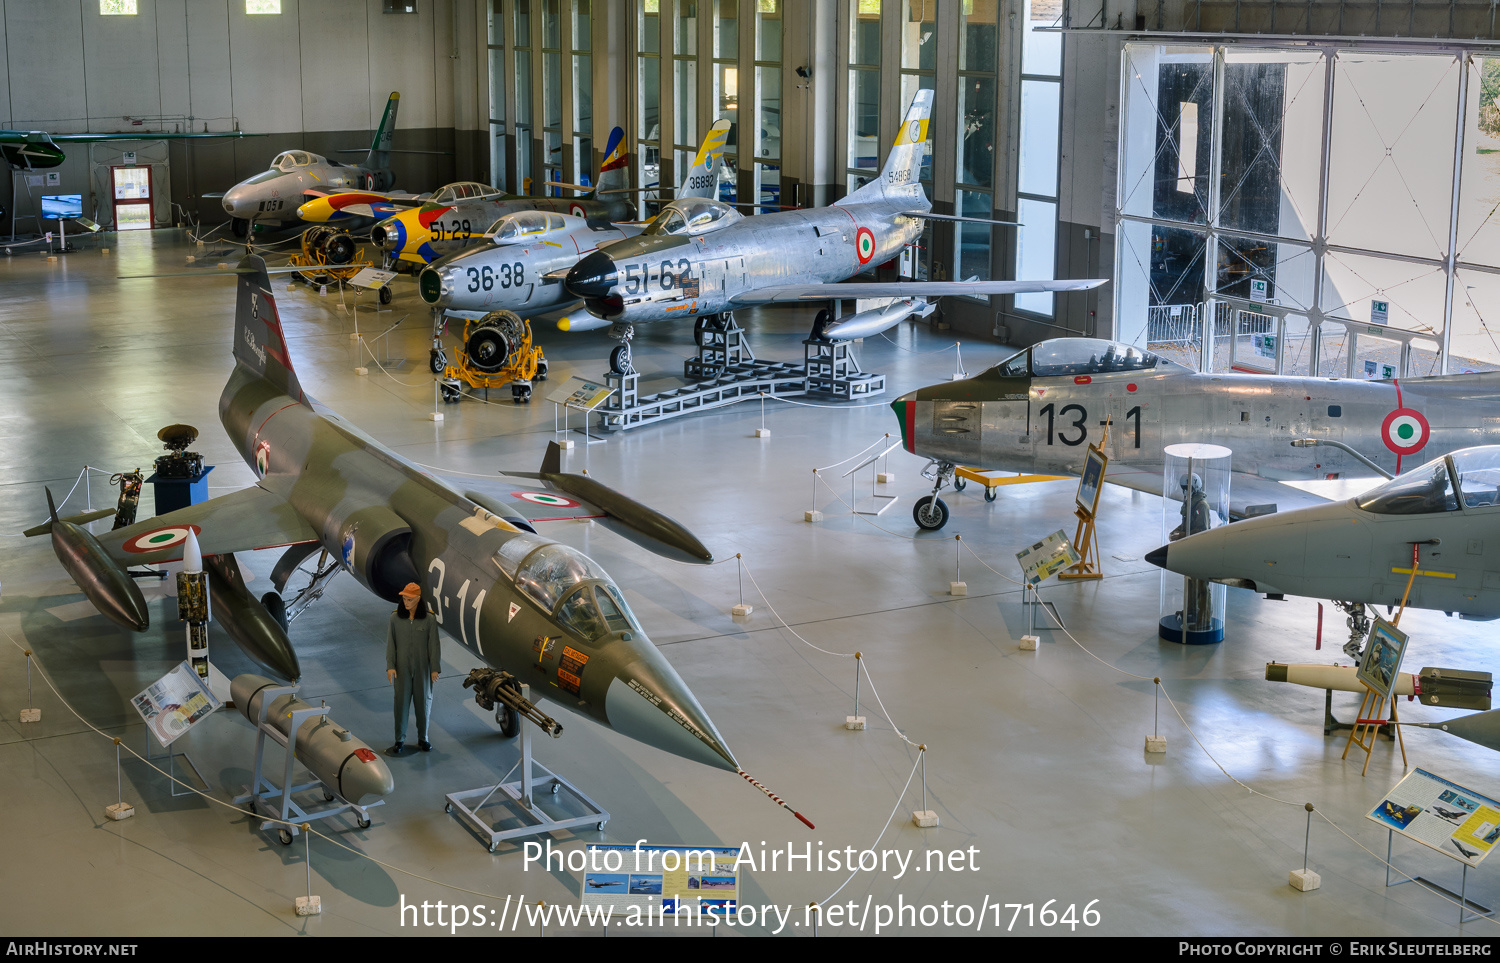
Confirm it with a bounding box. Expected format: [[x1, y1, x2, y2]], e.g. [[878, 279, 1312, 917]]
[[40, 487, 150, 632]]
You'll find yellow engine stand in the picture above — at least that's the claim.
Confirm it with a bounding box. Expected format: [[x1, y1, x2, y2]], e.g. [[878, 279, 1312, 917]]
[[441, 311, 548, 404]]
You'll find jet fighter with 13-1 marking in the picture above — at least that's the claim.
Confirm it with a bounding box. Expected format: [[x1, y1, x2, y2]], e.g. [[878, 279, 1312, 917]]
[[892, 336, 1500, 530], [30, 254, 740, 774], [561, 90, 1105, 375]]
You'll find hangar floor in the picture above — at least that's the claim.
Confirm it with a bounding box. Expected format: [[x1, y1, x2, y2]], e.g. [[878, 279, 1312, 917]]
[[2, 231, 1498, 938]]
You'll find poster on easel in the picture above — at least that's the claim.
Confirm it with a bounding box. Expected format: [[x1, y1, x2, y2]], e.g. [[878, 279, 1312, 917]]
[[1367, 769, 1500, 867], [1075, 444, 1108, 517], [130, 661, 221, 747], [1356, 618, 1409, 698]]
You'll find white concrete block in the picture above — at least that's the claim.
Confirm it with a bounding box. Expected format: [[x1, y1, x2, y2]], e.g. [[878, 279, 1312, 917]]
[[754, 427, 771, 438], [557, 439, 575, 450], [105, 802, 134, 821], [19, 708, 40, 723], [731, 603, 753, 617], [1019, 635, 1039, 651], [428, 412, 444, 422], [295, 895, 322, 916], [912, 810, 939, 828], [354, 366, 368, 376], [1145, 735, 1167, 754], [348, 331, 360, 340], [876, 472, 894, 484], [949, 581, 967, 596], [804, 510, 823, 522], [1288, 869, 1321, 892], [845, 716, 866, 730]]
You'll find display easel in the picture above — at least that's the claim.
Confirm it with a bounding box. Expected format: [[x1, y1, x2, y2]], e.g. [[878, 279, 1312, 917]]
[[1059, 427, 1108, 581], [1343, 546, 1418, 775]]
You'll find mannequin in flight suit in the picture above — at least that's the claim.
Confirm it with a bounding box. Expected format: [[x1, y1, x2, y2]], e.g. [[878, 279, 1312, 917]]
[[387, 582, 441, 755]]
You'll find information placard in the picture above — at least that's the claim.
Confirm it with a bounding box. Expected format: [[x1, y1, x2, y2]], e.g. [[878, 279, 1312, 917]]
[[546, 376, 615, 410], [131, 660, 222, 747], [1367, 768, 1500, 867], [1016, 530, 1082, 587], [580, 843, 742, 918]]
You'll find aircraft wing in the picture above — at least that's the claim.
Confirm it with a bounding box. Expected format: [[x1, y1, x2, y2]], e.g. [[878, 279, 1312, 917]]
[[731, 278, 1107, 304], [1104, 464, 1343, 518], [94, 484, 319, 567], [44, 131, 262, 142]]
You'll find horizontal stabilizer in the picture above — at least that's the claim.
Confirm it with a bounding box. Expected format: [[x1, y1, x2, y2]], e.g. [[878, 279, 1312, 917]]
[[23, 507, 117, 537], [736, 278, 1108, 304]]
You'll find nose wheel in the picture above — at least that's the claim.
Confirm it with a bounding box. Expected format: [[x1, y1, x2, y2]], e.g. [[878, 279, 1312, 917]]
[[913, 461, 957, 530], [607, 323, 637, 375]]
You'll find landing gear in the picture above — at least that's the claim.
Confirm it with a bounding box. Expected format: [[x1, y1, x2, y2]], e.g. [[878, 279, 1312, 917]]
[[441, 381, 462, 403], [914, 461, 957, 530], [692, 313, 734, 347], [378, 284, 393, 305], [429, 347, 446, 374], [1336, 600, 1372, 661], [607, 323, 637, 375], [913, 495, 949, 530], [261, 592, 289, 632], [231, 217, 249, 239]]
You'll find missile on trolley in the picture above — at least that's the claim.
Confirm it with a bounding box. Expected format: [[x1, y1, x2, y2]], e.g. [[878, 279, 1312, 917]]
[[205, 554, 301, 682], [231, 674, 395, 804], [35, 487, 149, 631], [1265, 662, 1416, 696]]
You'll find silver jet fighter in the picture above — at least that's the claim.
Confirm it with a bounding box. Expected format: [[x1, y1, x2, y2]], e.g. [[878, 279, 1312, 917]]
[[1147, 446, 1500, 622], [892, 336, 1500, 530], [35, 255, 738, 773], [218, 92, 410, 237], [563, 89, 1103, 374]]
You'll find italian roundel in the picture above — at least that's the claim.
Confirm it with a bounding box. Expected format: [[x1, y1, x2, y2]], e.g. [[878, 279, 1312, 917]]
[[1381, 408, 1430, 455], [122, 524, 203, 554], [512, 491, 580, 508], [855, 227, 876, 264], [570, 203, 586, 218]]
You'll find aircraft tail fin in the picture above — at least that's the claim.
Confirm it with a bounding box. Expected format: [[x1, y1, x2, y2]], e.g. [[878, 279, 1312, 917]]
[[540, 441, 563, 476], [232, 255, 306, 404], [366, 92, 401, 171], [45, 486, 58, 524], [594, 126, 630, 195], [839, 88, 932, 206], [677, 119, 732, 199]]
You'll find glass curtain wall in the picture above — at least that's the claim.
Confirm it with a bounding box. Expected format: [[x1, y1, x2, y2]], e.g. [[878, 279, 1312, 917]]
[[1116, 44, 1497, 376], [754, 0, 782, 210], [488, 2, 508, 189], [573, 0, 593, 185], [639, 1, 662, 200], [956, 1, 998, 288], [714, 1, 739, 204], [848, 0, 882, 193], [673, 2, 700, 189], [1016, 0, 1062, 314], [513, 0, 534, 192]]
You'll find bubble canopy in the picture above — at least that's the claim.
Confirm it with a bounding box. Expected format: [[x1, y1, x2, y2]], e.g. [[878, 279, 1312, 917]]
[[984, 338, 1175, 379], [496, 539, 642, 641], [1356, 447, 1500, 515], [644, 198, 743, 237]]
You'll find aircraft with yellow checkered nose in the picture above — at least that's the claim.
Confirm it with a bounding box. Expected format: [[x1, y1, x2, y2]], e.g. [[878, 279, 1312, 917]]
[[563, 89, 1104, 374]]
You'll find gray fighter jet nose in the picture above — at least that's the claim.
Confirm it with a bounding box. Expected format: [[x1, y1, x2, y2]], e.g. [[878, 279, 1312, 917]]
[[566, 250, 619, 299], [605, 658, 738, 772], [222, 189, 248, 216], [418, 266, 449, 305], [1145, 544, 1169, 568]]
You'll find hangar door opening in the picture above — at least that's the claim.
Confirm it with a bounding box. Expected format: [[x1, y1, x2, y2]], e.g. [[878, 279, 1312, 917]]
[[1113, 44, 1500, 378], [111, 166, 153, 230]]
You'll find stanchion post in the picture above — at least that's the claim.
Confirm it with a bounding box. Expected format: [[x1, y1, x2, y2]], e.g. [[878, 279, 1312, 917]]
[[911, 745, 938, 827], [20, 650, 40, 722], [846, 653, 866, 730], [105, 737, 134, 820], [296, 824, 322, 915], [430, 378, 444, 423], [1145, 678, 1167, 753], [755, 392, 770, 438], [731, 554, 753, 618], [805, 469, 823, 522], [1289, 804, 1321, 891], [949, 535, 967, 596]]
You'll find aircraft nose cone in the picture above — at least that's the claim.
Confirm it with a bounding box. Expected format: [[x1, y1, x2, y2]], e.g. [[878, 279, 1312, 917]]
[[605, 657, 738, 772], [222, 188, 248, 216], [1145, 544, 1169, 568], [566, 250, 619, 300], [892, 391, 916, 452]]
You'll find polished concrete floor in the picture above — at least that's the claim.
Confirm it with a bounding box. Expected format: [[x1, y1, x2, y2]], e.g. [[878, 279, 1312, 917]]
[[2, 231, 1499, 937]]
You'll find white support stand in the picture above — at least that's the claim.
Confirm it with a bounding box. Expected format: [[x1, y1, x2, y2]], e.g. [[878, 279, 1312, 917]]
[[20, 649, 40, 722], [429, 380, 445, 422], [105, 740, 135, 821], [295, 831, 322, 916], [146, 726, 209, 798], [444, 683, 609, 852], [845, 438, 902, 516], [846, 654, 866, 730], [805, 469, 823, 521], [1144, 679, 1166, 753], [730, 555, 753, 617], [232, 683, 383, 844]]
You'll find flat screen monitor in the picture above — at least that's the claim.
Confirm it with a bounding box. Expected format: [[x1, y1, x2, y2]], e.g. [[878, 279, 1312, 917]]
[[41, 194, 83, 220]]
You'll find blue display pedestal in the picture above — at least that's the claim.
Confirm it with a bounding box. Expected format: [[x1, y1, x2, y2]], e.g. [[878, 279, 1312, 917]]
[[147, 465, 212, 516]]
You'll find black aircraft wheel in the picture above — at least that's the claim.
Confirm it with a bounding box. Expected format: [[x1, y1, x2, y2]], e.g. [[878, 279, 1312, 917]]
[[952, 477, 966, 492], [713, 312, 734, 332], [693, 317, 709, 345], [261, 592, 289, 632], [231, 217, 249, 239], [913, 495, 950, 531], [609, 344, 631, 375], [322, 789, 336, 802], [441, 383, 462, 404], [277, 828, 294, 846], [428, 348, 446, 374], [356, 814, 372, 830], [810, 309, 833, 341], [984, 486, 998, 503], [499, 704, 520, 739], [378, 285, 393, 305], [535, 358, 549, 381]]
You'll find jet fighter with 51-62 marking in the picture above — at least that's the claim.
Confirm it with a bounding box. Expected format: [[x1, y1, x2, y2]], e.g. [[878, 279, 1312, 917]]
[[29, 254, 743, 777], [561, 90, 1105, 375], [892, 336, 1500, 531]]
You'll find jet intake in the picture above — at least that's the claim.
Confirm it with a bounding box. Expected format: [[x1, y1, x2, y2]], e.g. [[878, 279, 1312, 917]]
[[335, 506, 419, 601]]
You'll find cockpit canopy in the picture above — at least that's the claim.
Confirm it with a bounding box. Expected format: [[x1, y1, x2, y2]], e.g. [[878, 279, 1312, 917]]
[[986, 338, 1168, 379], [271, 151, 322, 172], [1356, 448, 1500, 515], [489, 210, 567, 241], [432, 181, 503, 203], [643, 197, 743, 237], [495, 538, 642, 641]]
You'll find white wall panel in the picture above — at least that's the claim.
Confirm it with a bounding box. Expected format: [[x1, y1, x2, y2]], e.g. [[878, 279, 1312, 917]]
[[83, 0, 162, 124], [227, 0, 304, 132], [297, 0, 368, 130], [155, 0, 193, 122], [367, 0, 437, 130], [6, 0, 87, 125], [184, 0, 236, 130], [0, 2, 12, 125]]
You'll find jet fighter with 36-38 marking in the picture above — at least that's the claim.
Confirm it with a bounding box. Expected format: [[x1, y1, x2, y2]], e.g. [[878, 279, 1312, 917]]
[[561, 90, 1105, 375], [892, 336, 1500, 530], [29, 254, 742, 775]]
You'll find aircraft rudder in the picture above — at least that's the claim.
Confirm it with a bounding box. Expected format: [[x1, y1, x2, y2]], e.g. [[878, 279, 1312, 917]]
[[368, 92, 400, 164], [596, 126, 629, 193], [679, 119, 732, 199], [841, 88, 932, 204], [233, 255, 304, 401]]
